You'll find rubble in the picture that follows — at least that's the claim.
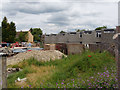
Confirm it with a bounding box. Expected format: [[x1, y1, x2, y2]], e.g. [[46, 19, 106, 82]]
[[7, 68, 22, 73], [15, 77, 27, 83], [7, 50, 67, 66]]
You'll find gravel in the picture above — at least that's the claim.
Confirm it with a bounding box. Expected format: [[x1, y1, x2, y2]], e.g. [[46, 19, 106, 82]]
[[7, 50, 67, 66]]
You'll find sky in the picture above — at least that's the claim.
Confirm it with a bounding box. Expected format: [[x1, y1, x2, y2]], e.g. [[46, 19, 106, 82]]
[[0, 0, 120, 34], [118, 1, 120, 26]]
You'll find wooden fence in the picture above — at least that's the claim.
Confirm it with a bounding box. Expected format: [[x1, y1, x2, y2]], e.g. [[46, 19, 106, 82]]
[[89, 43, 115, 56]]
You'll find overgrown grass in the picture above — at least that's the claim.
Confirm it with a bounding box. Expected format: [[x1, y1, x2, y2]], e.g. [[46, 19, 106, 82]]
[[7, 50, 117, 88]]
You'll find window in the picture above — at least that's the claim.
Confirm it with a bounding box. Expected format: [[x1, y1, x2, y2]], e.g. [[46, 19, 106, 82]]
[[70, 32, 76, 35], [96, 42, 101, 44], [104, 31, 114, 33], [96, 32, 101, 38], [79, 34, 82, 38], [45, 35, 49, 37], [84, 31, 92, 34]]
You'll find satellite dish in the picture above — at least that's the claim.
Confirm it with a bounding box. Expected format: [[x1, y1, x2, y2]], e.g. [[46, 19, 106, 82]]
[[113, 33, 120, 40]]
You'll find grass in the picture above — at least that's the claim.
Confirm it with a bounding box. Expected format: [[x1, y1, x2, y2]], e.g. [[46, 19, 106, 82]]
[[7, 50, 117, 88]]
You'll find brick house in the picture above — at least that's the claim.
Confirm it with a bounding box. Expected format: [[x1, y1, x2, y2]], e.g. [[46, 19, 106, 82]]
[[16, 31, 34, 43], [44, 28, 116, 45]]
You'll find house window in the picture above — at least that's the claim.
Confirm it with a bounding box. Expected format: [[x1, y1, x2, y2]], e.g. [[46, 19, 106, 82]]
[[96, 33, 101, 38], [80, 42, 82, 44], [96, 42, 101, 44], [79, 34, 82, 38], [70, 32, 76, 35], [104, 31, 114, 33]]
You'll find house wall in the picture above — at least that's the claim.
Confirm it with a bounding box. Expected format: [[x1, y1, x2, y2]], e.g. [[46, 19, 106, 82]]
[[67, 43, 84, 55], [28, 31, 34, 43], [44, 29, 116, 46], [100, 30, 115, 44]]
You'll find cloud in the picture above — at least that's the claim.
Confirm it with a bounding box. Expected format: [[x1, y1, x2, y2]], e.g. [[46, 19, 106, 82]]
[[2, 1, 69, 16], [118, 1, 120, 25], [1, 0, 118, 34]]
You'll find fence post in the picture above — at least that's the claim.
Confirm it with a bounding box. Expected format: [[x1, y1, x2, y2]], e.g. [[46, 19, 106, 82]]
[[0, 53, 7, 89], [115, 35, 120, 89]]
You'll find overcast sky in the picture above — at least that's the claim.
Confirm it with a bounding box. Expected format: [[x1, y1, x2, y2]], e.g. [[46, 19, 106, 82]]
[[0, 0, 120, 34]]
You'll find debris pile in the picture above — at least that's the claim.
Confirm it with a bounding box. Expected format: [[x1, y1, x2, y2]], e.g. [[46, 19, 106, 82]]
[[7, 50, 67, 66], [15, 77, 27, 83]]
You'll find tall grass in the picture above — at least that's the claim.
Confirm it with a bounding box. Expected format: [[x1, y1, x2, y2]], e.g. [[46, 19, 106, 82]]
[[7, 50, 116, 88]]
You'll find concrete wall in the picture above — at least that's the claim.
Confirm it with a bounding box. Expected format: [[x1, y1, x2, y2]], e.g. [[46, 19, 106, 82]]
[[44, 29, 116, 45], [67, 43, 84, 55], [100, 30, 115, 44]]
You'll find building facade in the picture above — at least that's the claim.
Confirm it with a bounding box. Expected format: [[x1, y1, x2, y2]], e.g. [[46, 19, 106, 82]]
[[16, 31, 34, 43], [44, 28, 116, 45]]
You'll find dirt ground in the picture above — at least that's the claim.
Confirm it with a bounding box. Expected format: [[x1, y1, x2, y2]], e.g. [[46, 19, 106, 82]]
[[7, 50, 67, 66]]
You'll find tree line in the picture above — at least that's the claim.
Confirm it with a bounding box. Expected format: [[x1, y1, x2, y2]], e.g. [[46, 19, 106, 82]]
[[1, 17, 43, 43]]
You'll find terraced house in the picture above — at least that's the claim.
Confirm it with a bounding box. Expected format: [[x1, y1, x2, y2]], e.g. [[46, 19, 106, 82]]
[[43, 26, 120, 55], [44, 28, 117, 45]]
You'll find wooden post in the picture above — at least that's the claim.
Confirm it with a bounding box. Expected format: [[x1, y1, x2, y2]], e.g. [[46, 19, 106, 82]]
[[115, 35, 120, 89], [0, 54, 7, 89]]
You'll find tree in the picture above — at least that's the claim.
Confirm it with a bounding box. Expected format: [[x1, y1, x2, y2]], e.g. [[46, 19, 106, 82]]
[[59, 30, 66, 33], [76, 29, 86, 32], [95, 26, 107, 30], [7, 22, 16, 42], [2, 17, 8, 42], [18, 31, 26, 42], [30, 28, 43, 42], [2, 17, 16, 42], [0, 27, 2, 42]]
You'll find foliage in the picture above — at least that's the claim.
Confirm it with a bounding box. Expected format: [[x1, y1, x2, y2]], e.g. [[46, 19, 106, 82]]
[[30, 28, 42, 42], [2, 17, 16, 42], [18, 31, 27, 42], [59, 30, 66, 33], [95, 26, 107, 30], [7, 50, 117, 88], [76, 29, 86, 32]]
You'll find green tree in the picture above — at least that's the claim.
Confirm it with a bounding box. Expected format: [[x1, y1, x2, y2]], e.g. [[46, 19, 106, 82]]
[[2, 17, 16, 42], [95, 26, 107, 30], [76, 29, 86, 32], [18, 31, 26, 42], [7, 22, 16, 42], [0, 27, 2, 42], [30, 28, 43, 42], [2, 17, 8, 42], [59, 30, 66, 33]]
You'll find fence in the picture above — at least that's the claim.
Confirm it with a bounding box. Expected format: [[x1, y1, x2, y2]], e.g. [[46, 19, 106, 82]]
[[89, 43, 115, 56]]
